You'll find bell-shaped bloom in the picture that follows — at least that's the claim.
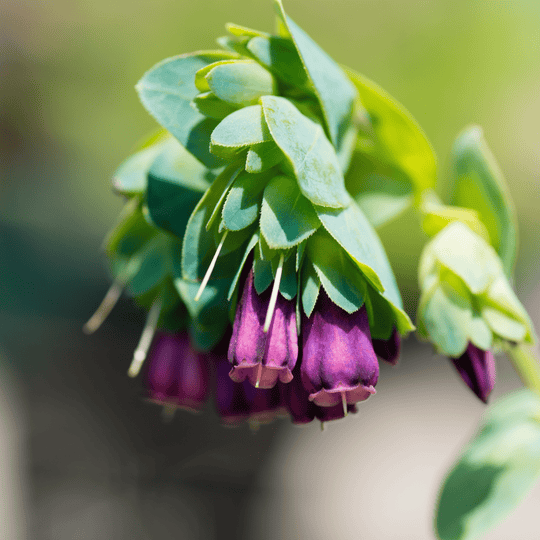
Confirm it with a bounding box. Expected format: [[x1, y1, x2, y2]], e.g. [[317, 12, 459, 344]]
[[280, 365, 358, 426], [228, 269, 298, 388], [244, 383, 286, 425], [372, 328, 401, 365], [215, 355, 251, 425], [144, 332, 210, 412], [215, 355, 286, 426], [450, 343, 496, 403], [280, 365, 317, 425], [301, 291, 378, 407]]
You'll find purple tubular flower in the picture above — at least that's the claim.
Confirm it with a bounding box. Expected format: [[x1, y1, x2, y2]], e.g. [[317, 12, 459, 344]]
[[244, 383, 286, 425], [372, 328, 401, 365], [215, 356, 251, 426], [301, 291, 378, 408], [280, 366, 317, 425], [228, 269, 298, 389], [451, 343, 496, 403], [144, 332, 210, 412]]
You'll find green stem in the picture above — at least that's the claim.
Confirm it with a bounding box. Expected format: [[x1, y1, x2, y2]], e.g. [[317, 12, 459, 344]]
[[504, 343, 540, 396]]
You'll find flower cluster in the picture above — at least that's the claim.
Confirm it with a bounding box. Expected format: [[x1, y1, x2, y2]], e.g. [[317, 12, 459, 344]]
[[86, 0, 535, 427], [144, 266, 399, 426]]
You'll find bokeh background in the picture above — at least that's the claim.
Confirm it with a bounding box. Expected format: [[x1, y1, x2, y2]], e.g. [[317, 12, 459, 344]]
[[2, 0, 540, 538]]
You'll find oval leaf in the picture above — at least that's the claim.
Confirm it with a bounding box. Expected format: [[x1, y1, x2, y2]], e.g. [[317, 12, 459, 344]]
[[260, 175, 320, 249], [307, 232, 367, 314], [206, 61, 277, 106], [222, 169, 271, 231], [345, 67, 436, 193], [274, 0, 357, 153], [136, 51, 235, 169], [450, 126, 518, 276], [246, 36, 308, 88], [210, 105, 273, 159], [112, 133, 170, 195], [191, 91, 239, 120], [246, 141, 284, 173], [261, 96, 349, 208], [436, 390, 540, 540]]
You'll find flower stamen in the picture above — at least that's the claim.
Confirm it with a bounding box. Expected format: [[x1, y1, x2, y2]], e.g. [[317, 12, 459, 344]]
[[128, 296, 162, 377], [263, 252, 285, 333], [195, 230, 229, 302], [83, 279, 124, 334], [341, 391, 348, 417]]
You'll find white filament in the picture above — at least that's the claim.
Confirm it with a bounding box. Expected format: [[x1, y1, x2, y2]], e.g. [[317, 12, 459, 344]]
[[127, 296, 162, 378], [195, 230, 229, 302], [263, 252, 285, 333]]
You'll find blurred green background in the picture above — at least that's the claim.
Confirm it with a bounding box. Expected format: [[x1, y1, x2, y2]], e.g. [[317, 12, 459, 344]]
[[2, 0, 540, 538]]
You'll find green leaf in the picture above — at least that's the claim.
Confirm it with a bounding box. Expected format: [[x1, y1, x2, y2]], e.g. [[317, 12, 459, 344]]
[[421, 281, 472, 357], [258, 233, 278, 261], [105, 202, 157, 261], [245, 141, 284, 173], [481, 306, 527, 343], [450, 126, 518, 276], [128, 235, 170, 296], [216, 35, 252, 57], [253, 250, 274, 294], [436, 390, 540, 540], [279, 253, 297, 300], [227, 232, 259, 301], [136, 51, 235, 169], [314, 197, 401, 306], [468, 311, 494, 351], [364, 287, 395, 341], [181, 164, 242, 282], [210, 105, 273, 159], [195, 60, 238, 92], [206, 60, 277, 106], [301, 259, 320, 317], [296, 241, 306, 272], [175, 278, 230, 350], [246, 36, 308, 88], [225, 22, 270, 38], [274, 0, 357, 153], [146, 138, 213, 239], [261, 96, 349, 208], [344, 67, 436, 193], [191, 92, 239, 120], [426, 222, 501, 295], [222, 169, 271, 231], [308, 231, 367, 314], [346, 151, 414, 228], [260, 175, 320, 249], [483, 275, 535, 343], [206, 165, 243, 231], [112, 133, 170, 195]]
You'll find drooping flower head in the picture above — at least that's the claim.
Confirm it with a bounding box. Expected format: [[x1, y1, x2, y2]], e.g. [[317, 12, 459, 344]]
[[144, 331, 211, 412], [450, 343, 496, 403], [417, 221, 535, 401], [87, 0, 446, 428], [301, 290, 378, 408], [228, 269, 297, 388]]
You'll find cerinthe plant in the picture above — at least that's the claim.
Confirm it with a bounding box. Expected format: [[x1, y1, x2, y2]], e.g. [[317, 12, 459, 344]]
[[86, 3, 540, 538]]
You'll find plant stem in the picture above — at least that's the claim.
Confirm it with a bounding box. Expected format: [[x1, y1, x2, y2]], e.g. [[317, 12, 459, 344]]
[[505, 343, 540, 396]]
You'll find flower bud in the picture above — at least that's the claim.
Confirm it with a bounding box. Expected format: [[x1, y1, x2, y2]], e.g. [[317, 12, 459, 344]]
[[228, 269, 298, 388], [144, 332, 210, 412], [450, 343, 496, 403], [301, 290, 378, 407]]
